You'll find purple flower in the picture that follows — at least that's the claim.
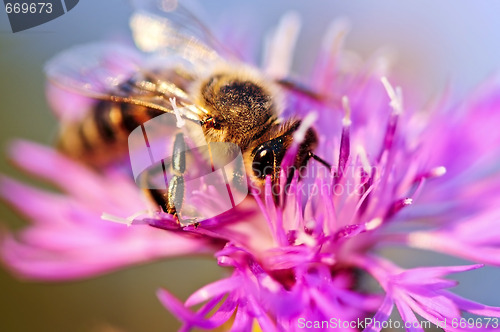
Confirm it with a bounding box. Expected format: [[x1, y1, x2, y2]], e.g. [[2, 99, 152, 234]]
[[0, 141, 218, 280], [3, 11, 500, 332]]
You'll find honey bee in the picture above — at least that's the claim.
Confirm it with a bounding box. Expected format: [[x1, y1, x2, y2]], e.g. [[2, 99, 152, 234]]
[[46, 7, 330, 222]]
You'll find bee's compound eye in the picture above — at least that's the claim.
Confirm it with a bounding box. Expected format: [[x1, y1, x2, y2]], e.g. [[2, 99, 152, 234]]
[[205, 117, 221, 130], [252, 147, 275, 179]]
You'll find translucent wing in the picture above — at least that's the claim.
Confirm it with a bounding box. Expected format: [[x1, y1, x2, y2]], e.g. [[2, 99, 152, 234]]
[[45, 42, 206, 123], [45, 42, 144, 99], [130, 0, 240, 62]]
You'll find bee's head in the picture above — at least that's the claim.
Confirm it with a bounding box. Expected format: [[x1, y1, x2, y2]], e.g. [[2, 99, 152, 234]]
[[247, 119, 320, 185]]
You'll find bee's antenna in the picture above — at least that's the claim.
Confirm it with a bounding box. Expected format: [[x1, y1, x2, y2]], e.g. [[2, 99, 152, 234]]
[[309, 152, 332, 170]]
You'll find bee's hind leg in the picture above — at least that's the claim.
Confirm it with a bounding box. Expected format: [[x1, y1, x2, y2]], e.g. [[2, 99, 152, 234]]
[[141, 132, 195, 225], [166, 174, 184, 218], [143, 184, 185, 225], [166, 132, 187, 221]]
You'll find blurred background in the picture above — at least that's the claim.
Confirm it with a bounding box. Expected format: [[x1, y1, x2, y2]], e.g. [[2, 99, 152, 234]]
[[1, 0, 500, 331]]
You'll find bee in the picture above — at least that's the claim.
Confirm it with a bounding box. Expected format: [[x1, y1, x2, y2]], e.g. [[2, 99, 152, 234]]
[[46, 7, 330, 223]]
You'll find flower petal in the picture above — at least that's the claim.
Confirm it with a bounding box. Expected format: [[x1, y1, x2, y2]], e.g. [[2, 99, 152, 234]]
[[185, 275, 243, 307], [363, 296, 394, 332]]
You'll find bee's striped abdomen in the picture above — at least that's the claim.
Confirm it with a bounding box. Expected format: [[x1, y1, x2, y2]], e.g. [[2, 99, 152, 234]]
[[58, 100, 164, 166]]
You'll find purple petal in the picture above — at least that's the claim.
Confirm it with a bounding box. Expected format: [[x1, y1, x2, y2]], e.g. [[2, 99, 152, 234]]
[[396, 264, 483, 284], [157, 289, 217, 329], [247, 295, 278, 332], [202, 294, 237, 327], [1, 226, 212, 280], [230, 305, 253, 332], [6, 141, 145, 213], [185, 275, 243, 307], [404, 231, 500, 266], [363, 296, 394, 332], [401, 290, 460, 322], [394, 300, 424, 332], [445, 292, 500, 318]]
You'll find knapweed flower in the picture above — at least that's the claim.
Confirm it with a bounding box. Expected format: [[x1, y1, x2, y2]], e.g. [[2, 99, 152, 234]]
[[2, 9, 500, 332]]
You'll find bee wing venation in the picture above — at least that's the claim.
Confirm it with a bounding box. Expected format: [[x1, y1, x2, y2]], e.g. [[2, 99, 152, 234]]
[[45, 42, 206, 124], [130, 11, 222, 66], [45, 42, 145, 99], [130, 0, 241, 62]]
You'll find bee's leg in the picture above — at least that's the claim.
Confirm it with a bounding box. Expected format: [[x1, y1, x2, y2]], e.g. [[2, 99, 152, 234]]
[[165, 133, 187, 221], [143, 181, 184, 223], [140, 132, 186, 223], [166, 175, 184, 216], [230, 154, 247, 193]]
